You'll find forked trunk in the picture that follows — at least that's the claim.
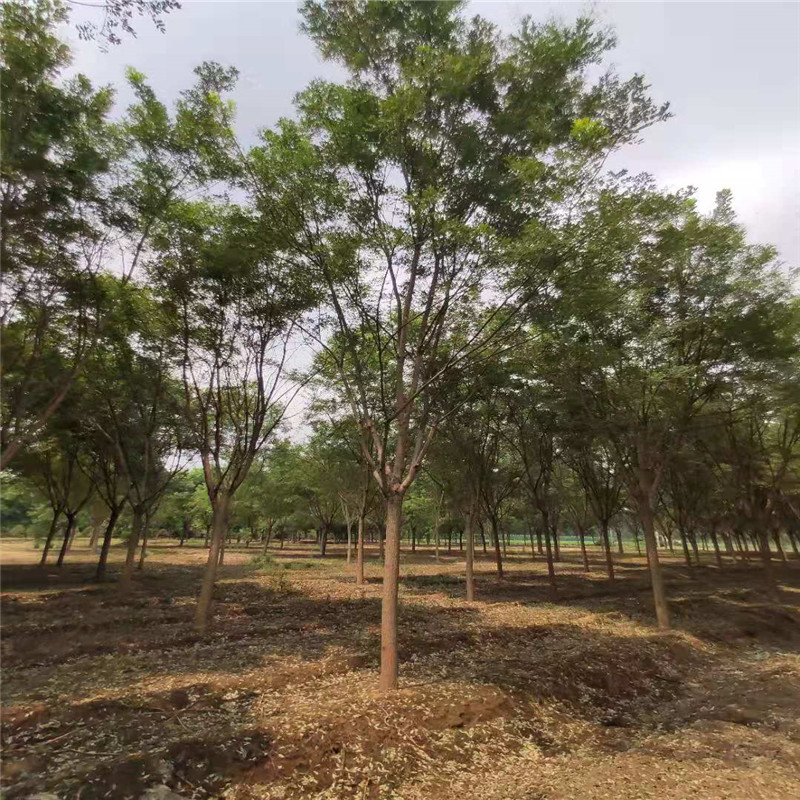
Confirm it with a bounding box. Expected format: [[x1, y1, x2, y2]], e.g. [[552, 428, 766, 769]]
[[56, 513, 76, 567], [637, 490, 670, 629], [689, 529, 700, 565], [379, 493, 403, 692], [96, 507, 122, 582], [119, 505, 145, 593], [263, 520, 274, 554], [194, 496, 230, 633], [39, 510, 62, 568]]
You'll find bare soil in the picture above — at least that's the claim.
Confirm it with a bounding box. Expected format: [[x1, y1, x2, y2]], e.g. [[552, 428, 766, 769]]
[[2, 538, 800, 800]]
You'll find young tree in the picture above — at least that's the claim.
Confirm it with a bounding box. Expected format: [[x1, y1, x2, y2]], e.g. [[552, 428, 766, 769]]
[[152, 202, 314, 631]]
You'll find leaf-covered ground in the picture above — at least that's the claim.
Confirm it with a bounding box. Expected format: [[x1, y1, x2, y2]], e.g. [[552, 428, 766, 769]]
[[2, 539, 800, 799]]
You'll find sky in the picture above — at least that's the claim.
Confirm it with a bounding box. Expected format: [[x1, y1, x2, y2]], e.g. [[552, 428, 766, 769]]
[[65, 0, 800, 270]]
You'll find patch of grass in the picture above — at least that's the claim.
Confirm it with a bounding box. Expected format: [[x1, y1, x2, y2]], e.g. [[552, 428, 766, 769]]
[[249, 552, 277, 570]]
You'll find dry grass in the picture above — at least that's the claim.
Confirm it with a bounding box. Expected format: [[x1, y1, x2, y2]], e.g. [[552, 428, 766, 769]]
[[2, 537, 800, 799]]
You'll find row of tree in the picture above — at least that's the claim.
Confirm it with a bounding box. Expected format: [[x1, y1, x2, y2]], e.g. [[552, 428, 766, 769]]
[[2, 0, 798, 691]]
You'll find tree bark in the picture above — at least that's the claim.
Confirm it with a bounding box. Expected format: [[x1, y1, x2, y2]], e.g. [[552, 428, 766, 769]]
[[615, 528, 624, 555], [637, 491, 670, 629], [433, 489, 443, 563], [490, 516, 503, 580], [320, 526, 328, 557], [552, 526, 561, 562], [465, 504, 476, 602], [578, 524, 590, 572], [600, 519, 615, 581], [709, 525, 723, 568], [89, 520, 102, 553], [39, 510, 62, 568], [56, 513, 76, 567], [137, 512, 150, 570], [773, 528, 788, 563], [194, 496, 230, 633], [96, 507, 122, 582], [379, 493, 403, 692], [679, 527, 693, 570], [119, 505, 144, 593], [356, 511, 366, 586], [540, 508, 557, 599]]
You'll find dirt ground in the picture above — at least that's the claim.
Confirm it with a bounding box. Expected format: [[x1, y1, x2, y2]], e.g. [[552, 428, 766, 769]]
[[2, 538, 800, 800]]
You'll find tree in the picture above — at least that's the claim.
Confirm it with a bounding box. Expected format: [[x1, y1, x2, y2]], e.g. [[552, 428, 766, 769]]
[[151, 200, 314, 631], [547, 180, 799, 627], [1, 0, 116, 469], [248, 0, 666, 690]]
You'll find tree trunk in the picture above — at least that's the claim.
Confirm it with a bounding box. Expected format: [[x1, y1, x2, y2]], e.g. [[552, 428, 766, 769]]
[[379, 493, 403, 692], [96, 507, 122, 582], [356, 511, 366, 586], [632, 524, 642, 556], [679, 527, 693, 570], [710, 525, 723, 568], [194, 496, 230, 633], [758, 526, 780, 602], [689, 529, 701, 566], [433, 489, 443, 563], [119, 505, 144, 592], [637, 491, 670, 629], [346, 518, 353, 564], [535, 528, 543, 555], [88, 520, 102, 553], [552, 526, 561, 562], [137, 512, 150, 571], [39, 510, 62, 568], [320, 526, 328, 557], [773, 528, 788, 563], [410, 524, 416, 553], [465, 503, 475, 602], [578, 524, 590, 572], [616, 528, 624, 555], [600, 519, 615, 581], [490, 516, 503, 580], [540, 508, 557, 599], [56, 513, 76, 568], [180, 517, 190, 547]]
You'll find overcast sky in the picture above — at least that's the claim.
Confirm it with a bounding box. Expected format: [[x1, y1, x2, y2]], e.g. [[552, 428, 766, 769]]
[[67, 0, 800, 270]]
